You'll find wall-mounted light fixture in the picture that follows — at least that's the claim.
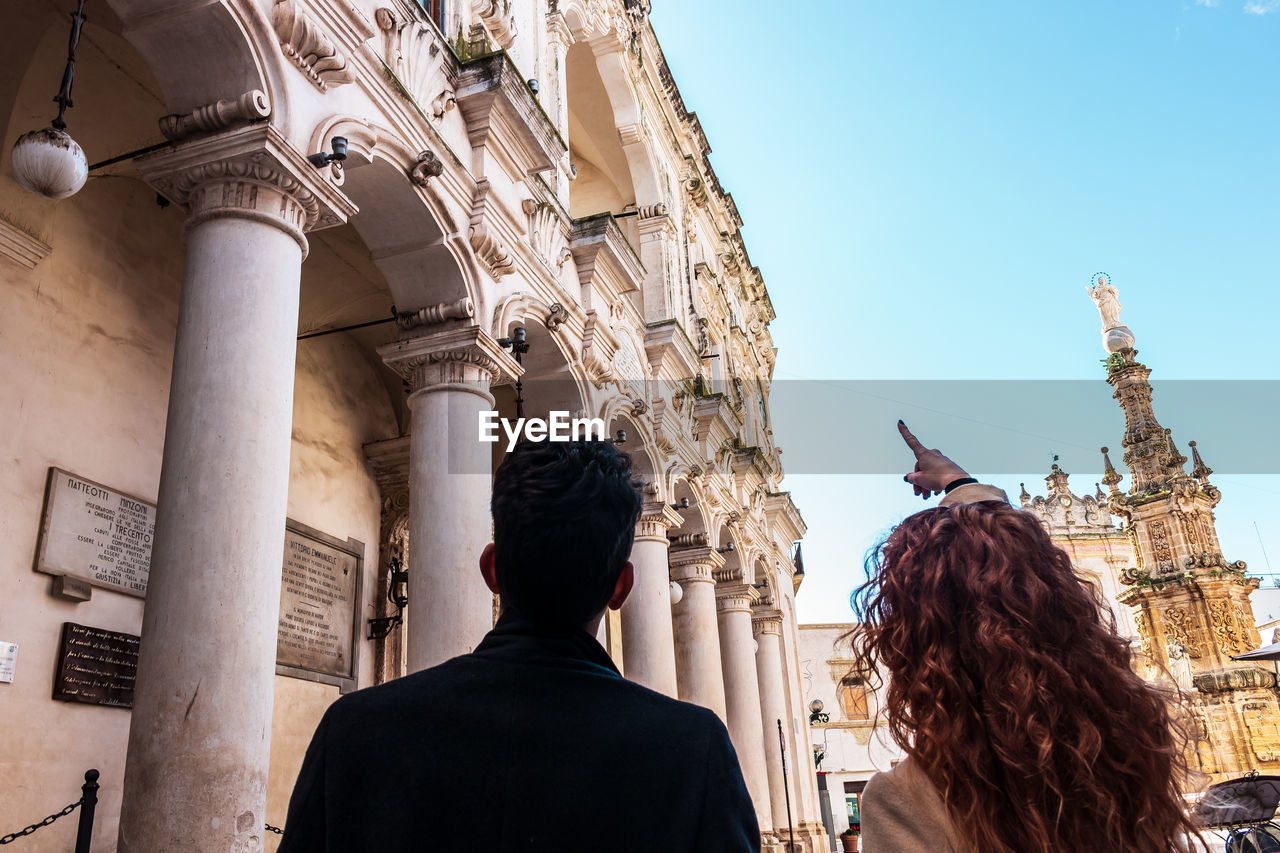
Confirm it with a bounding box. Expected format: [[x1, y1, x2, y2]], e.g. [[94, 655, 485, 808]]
[[808, 698, 829, 725], [668, 581, 683, 606], [497, 327, 529, 420], [367, 555, 409, 640], [607, 429, 627, 446], [11, 0, 90, 199], [715, 541, 735, 555], [669, 497, 690, 510], [306, 136, 348, 169]]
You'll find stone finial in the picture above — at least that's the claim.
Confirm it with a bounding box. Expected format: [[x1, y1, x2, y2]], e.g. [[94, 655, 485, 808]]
[[1189, 440, 1213, 484], [1019, 482, 1031, 505], [1101, 446, 1123, 493], [1164, 429, 1188, 475]]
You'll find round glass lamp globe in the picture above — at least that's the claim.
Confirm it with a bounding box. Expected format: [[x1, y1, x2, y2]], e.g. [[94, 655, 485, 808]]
[[11, 128, 87, 199]]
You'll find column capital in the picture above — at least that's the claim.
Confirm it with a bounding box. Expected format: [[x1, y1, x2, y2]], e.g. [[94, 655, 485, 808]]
[[715, 582, 760, 613], [669, 546, 724, 583], [636, 501, 684, 539], [751, 608, 784, 635], [136, 124, 357, 258], [378, 325, 524, 396]]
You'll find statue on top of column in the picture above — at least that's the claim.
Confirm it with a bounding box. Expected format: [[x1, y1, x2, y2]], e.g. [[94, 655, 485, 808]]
[[1087, 273, 1136, 353]]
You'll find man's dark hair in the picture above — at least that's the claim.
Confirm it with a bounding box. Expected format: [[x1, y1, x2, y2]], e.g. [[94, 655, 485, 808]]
[[491, 439, 644, 627]]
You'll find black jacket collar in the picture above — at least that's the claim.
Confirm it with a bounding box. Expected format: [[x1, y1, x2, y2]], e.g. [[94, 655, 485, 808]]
[[472, 610, 621, 677]]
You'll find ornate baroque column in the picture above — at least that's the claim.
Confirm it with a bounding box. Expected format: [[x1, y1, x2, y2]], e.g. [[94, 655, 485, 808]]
[[669, 545, 728, 719], [118, 125, 356, 852], [753, 608, 799, 840], [716, 582, 776, 842], [379, 326, 521, 672], [619, 500, 682, 696]]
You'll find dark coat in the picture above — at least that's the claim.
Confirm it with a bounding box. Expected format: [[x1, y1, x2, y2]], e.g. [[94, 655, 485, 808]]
[[278, 612, 760, 852]]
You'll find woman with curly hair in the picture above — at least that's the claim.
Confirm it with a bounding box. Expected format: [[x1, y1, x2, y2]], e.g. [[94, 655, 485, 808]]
[[852, 421, 1204, 853]]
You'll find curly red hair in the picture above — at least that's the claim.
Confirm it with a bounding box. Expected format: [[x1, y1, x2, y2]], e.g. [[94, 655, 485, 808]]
[[848, 502, 1204, 853]]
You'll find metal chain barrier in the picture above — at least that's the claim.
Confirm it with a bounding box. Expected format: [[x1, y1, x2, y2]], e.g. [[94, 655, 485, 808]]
[[265, 824, 284, 836], [0, 801, 81, 845]]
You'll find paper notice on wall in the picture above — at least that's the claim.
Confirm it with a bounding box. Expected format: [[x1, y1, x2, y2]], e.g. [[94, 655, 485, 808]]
[[0, 642, 18, 683]]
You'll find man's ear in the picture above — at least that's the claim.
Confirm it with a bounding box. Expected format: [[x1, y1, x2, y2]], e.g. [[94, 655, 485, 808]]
[[480, 542, 499, 595], [607, 561, 634, 610]]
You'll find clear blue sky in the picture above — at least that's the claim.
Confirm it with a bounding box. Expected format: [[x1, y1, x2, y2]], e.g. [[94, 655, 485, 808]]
[[649, 0, 1280, 623]]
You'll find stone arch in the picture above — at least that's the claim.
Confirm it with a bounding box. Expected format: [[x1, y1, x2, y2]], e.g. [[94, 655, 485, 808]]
[[601, 402, 662, 493], [561, 23, 662, 217], [100, 0, 280, 120], [711, 520, 750, 585], [312, 117, 476, 316], [666, 472, 711, 544], [490, 292, 590, 427]]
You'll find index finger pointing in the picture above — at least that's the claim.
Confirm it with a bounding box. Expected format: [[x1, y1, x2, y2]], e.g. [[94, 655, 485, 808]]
[[897, 420, 927, 456]]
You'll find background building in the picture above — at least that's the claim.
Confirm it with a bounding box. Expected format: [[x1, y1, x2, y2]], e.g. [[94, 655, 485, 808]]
[[0, 0, 829, 850]]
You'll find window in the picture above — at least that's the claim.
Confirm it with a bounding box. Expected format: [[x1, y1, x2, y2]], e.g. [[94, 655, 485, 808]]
[[839, 677, 870, 721], [419, 0, 445, 30]]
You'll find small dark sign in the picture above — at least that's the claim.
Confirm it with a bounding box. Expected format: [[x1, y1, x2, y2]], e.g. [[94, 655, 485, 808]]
[[53, 622, 139, 709]]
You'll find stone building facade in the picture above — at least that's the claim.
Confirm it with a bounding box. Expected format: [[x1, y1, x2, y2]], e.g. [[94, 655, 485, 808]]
[[1019, 462, 1138, 643], [0, 1, 828, 850]]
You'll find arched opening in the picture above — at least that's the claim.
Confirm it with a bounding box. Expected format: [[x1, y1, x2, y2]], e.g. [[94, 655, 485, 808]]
[[565, 41, 636, 223]]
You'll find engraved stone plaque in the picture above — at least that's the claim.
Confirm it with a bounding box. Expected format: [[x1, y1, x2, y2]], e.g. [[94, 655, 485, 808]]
[[35, 468, 155, 597], [276, 520, 363, 692], [53, 622, 139, 708]]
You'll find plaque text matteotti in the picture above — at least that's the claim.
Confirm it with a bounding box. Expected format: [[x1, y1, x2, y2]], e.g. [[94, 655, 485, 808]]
[[35, 468, 155, 597]]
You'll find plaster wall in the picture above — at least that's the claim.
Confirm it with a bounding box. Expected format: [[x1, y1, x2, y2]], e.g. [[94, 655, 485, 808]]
[[0, 173, 399, 852]]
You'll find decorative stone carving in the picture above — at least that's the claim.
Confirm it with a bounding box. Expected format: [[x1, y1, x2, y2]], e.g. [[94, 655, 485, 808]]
[[544, 302, 567, 331], [1209, 600, 1247, 657], [469, 180, 515, 278], [0, 218, 51, 269], [395, 297, 474, 330], [473, 0, 517, 48], [159, 90, 271, 142], [378, 326, 523, 391], [1150, 520, 1174, 573], [1164, 606, 1203, 659], [409, 150, 444, 186], [580, 310, 619, 384], [374, 6, 453, 119], [521, 198, 570, 273], [136, 125, 358, 257], [273, 0, 356, 91], [1134, 609, 1154, 660]]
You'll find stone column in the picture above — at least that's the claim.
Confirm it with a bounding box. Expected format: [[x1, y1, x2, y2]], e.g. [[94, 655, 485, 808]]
[[380, 327, 521, 672], [118, 126, 355, 852], [717, 582, 775, 841], [670, 545, 727, 719], [754, 609, 800, 840], [619, 501, 682, 696]]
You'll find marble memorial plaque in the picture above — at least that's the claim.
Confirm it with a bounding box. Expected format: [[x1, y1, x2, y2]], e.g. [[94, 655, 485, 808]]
[[276, 520, 362, 691], [35, 468, 155, 597], [53, 622, 138, 708]]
